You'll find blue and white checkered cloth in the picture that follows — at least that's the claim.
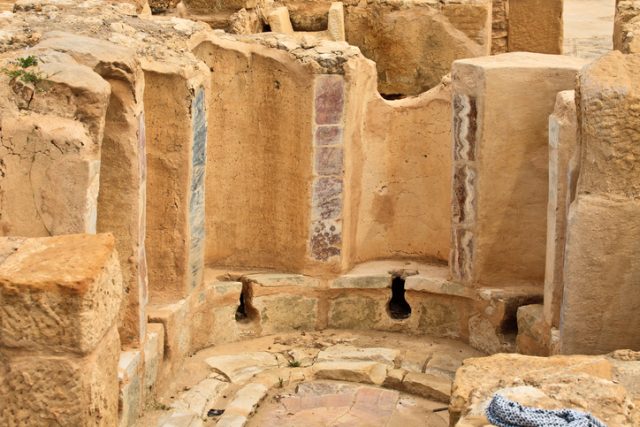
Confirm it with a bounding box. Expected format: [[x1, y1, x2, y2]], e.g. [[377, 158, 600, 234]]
[[486, 394, 608, 427]]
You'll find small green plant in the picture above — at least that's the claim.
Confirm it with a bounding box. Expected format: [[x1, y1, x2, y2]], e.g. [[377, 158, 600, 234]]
[[288, 360, 301, 368], [2, 55, 44, 86]]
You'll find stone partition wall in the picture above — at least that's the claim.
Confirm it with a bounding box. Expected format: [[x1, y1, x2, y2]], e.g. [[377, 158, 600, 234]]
[[343, 56, 453, 266], [143, 60, 210, 302], [37, 32, 149, 347], [450, 53, 586, 288], [544, 90, 578, 329], [192, 35, 317, 273], [0, 233, 123, 425], [0, 50, 110, 237], [560, 52, 640, 355]]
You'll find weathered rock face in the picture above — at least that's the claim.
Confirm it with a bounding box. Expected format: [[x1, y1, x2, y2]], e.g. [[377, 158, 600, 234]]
[[508, 0, 563, 54], [615, 1, 640, 54], [450, 353, 640, 426], [449, 53, 586, 288], [344, 0, 490, 96], [0, 233, 123, 426], [560, 52, 640, 355], [0, 51, 110, 238]]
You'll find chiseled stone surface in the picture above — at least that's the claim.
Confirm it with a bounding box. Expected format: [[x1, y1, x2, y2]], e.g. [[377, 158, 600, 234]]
[[560, 52, 640, 355], [0, 233, 122, 354], [1, 326, 121, 426], [508, 0, 563, 54]]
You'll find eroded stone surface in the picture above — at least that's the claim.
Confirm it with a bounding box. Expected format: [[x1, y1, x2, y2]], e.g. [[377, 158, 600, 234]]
[[0, 233, 122, 354]]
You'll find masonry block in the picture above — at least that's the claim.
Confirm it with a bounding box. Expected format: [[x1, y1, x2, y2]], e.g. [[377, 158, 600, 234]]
[[0, 233, 122, 354], [450, 53, 585, 287], [0, 319, 121, 426]]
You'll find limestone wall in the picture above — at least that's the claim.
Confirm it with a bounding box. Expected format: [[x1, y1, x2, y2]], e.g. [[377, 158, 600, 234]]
[[450, 53, 586, 288], [560, 52, 640, 355], [143, 60, 210, 302], [0, 51, 110, 237], [192, 35, 316, 274], [342, 57, 452, 266]]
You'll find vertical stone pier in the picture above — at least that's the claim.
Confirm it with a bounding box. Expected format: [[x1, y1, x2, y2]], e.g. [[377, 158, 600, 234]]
[[544, 90, 578, 329], [450, 53, 585, 287], [38, 32, 149, 347], [309, 74, 345, 270], [560, 52, 640, 354], [143, 61, 210, 302], [0, 234, 123, 426]]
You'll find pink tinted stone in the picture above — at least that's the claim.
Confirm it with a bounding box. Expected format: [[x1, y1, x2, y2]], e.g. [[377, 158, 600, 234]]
[[315, 75, 344, 125], [315, 126, 343, 146], [315, 146, 343, 176]]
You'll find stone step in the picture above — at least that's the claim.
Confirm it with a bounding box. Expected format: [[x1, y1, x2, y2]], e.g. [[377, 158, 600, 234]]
[[401, 372, 452, 403], [215, 383, 269, 427], [205, 352, 280, 383], [316, 344, 400, 367], [313, 360, 388, 385], [170, 378, 227, 417]]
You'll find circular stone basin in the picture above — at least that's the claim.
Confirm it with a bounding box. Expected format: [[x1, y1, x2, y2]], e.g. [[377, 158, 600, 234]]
[[246, 380, 449, 427]]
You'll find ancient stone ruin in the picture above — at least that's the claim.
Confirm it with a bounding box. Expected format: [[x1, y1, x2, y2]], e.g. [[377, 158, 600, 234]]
[[0, 0, 639, 426]]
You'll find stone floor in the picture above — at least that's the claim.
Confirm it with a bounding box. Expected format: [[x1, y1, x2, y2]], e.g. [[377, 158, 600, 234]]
[[247, 381, 449, 427], [139, 329, 483, 426], [563, 0, 615, 58]]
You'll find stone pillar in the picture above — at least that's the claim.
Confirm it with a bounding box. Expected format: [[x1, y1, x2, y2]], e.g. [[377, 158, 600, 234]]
[[508, 0, 563, 54], [450, 53, 585, 287], [143, 61, 209, 301], [37, 32, 148, 348], [0, 233, 123, 426], [309, 74, 345, 270], [560, 52, 640, 355], [614, 1, 640, 53], [544, 90, 578, 328], [0, 50, 110, 237]]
